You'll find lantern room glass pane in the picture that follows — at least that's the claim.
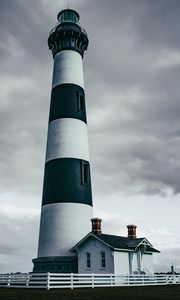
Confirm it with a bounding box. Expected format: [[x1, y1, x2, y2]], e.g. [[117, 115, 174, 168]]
[[60, 11, 79, 23]]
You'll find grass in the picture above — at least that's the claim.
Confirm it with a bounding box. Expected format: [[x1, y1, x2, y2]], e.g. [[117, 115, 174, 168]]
[[0, 285, 180, 300]]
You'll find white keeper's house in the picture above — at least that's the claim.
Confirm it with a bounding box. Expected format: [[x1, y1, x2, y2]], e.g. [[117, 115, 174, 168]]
[[70, 218, 160, 275]]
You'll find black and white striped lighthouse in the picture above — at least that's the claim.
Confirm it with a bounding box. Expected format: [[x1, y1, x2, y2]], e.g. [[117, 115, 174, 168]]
[[33, 9, 93, 273]]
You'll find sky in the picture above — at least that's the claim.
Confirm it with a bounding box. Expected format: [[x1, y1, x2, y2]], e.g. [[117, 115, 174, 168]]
[[0, 0, 180, 273]]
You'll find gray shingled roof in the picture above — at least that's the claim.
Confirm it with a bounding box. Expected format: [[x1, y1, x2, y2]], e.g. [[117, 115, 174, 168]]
[[98, 234, 160, 253], [71, 233, 160, 253]]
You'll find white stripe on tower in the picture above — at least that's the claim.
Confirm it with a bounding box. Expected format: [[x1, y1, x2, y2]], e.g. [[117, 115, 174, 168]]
[[38, 203, 92, 257], [52, 50, 84, 89], [45, 118, 89, 163]]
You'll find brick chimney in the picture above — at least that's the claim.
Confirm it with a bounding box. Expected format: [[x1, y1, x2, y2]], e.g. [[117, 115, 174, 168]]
[[127, 225, 137, 239], [91, 218, 102, 235]]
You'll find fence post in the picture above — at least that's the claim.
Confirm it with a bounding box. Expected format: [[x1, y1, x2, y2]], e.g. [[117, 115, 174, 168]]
[[46, 272, 50, 290], [92, 273, 94, 288], [110, 273, 113, 286], [166, 274, 169, 285], [7, 274, 11, 288], [156, 274, 158, 285], [26, 273, 30, 287], [70, 273, 73, 290]]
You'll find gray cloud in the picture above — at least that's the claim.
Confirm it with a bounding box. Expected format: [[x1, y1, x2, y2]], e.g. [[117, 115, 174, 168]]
[[83, 0, 180, 197], [1, 0, 180, 197], [0, 209, 39, 273], [154, 248, 180, 273]]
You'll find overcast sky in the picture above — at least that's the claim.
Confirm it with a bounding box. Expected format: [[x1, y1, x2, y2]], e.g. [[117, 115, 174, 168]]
[[0, 0, 180, 273]]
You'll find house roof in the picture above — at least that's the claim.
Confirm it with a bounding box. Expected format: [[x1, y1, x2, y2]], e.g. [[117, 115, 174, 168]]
[[70, 232, 160, 253]]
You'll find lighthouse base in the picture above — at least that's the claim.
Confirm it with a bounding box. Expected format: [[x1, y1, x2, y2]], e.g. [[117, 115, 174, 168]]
[[32, 256, 78, 273]]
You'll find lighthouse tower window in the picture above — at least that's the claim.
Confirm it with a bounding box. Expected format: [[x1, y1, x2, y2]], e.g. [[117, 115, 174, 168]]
[[77, 92, 85, 112], [79, 95, 85, 111], [81, 161, 89, 184]]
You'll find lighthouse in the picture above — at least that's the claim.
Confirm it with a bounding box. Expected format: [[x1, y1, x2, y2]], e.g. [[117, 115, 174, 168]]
[[33, 9, 93, 273]]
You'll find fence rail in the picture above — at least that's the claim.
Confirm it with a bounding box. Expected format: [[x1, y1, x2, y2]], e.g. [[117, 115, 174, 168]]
[[0, 273, 179, 289]]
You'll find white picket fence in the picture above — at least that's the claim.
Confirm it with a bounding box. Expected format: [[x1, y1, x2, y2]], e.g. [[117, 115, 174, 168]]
[[0, 273, 179, 289]]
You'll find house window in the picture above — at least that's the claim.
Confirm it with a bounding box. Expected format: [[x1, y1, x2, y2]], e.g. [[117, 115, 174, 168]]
[[86, 252, 91, 269], [81, 161, 89, 184], [77, 92, 85, 112], [101, 251, 106, 268]]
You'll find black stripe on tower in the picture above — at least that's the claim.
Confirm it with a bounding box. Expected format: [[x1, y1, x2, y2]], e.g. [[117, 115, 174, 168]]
[[42, 158, 92, 206], [49, 84, 87, 123]]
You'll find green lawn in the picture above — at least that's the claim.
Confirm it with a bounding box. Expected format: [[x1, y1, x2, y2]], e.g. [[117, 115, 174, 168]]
[[0, 285, 180, 300]]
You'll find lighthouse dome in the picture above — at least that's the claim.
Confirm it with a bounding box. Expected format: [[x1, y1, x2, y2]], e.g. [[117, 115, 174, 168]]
[[57, 9, 80, 24]]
